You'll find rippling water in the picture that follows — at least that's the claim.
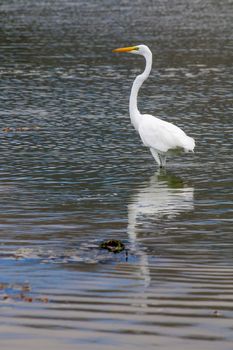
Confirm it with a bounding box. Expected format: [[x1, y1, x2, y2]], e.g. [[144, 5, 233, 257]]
[[0, 0, 233, 349]]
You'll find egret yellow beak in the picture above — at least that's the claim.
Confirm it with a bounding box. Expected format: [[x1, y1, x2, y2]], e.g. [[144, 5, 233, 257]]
[[112, 46, 138, 53]]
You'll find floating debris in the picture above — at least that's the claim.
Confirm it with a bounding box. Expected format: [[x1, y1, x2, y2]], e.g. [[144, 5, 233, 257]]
[[2, 127, 12, 133], [100, 240, 125, 253], [2, 126, 40, 133], [2, 293, 49, 303], [212, 310, 221, 317], [21, 295, 33, 303], [0, 282, 48, 303], [13, 248, 36, 259]]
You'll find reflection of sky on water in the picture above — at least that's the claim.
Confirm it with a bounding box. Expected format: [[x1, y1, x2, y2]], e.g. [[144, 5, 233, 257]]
[[127, 171, 194, 288]]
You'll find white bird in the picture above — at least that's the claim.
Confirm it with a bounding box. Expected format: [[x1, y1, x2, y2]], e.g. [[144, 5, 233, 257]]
[[113, 44, 195, 168]]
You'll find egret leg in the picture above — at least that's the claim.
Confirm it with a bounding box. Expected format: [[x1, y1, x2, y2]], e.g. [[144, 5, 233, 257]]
[[159, 154, 167, 168], [150, 148, 161, 167]]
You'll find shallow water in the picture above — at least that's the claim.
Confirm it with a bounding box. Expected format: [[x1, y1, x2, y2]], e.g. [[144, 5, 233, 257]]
[[0, 0, 233, 349]]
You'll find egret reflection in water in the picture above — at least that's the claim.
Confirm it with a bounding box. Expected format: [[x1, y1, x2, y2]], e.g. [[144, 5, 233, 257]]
[[127, 171, 194, 288]]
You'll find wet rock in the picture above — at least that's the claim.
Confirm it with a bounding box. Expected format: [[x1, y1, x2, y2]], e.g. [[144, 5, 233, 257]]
[[100, 240, 125, 253]]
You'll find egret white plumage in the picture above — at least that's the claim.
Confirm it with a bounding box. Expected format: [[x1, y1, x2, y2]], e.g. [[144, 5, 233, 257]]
[[113, 45, 195, 168]]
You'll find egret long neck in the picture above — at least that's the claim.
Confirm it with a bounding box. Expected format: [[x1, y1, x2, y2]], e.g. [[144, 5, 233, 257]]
[[129, 51, 152, 131]]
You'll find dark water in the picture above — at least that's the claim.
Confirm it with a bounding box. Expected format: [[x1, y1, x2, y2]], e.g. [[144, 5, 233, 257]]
[[0, 0, 233, 349]]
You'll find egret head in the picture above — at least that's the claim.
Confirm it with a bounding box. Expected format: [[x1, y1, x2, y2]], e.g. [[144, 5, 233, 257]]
[[113, 44, 151, 56]]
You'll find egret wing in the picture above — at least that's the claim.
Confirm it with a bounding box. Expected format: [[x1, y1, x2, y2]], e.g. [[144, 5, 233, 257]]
[[138, 115, 189, 153]]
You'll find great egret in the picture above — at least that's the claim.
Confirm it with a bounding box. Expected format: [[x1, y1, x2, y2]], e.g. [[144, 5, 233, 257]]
[[113, 45, 195, 168]]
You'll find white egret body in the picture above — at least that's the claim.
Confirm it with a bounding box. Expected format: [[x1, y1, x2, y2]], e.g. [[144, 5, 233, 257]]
[[113, 45, 195, 168]]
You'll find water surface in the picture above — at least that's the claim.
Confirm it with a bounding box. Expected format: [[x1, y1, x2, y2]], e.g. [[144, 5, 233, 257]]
[[0, 0, 233, 349]]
